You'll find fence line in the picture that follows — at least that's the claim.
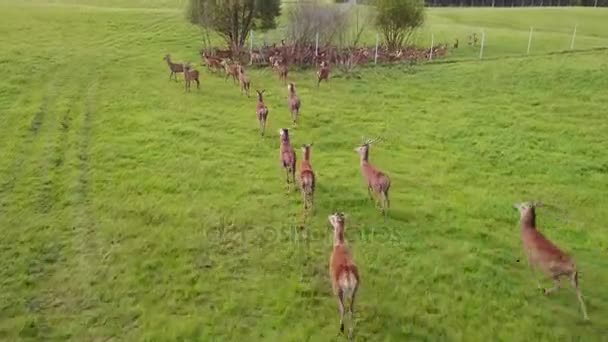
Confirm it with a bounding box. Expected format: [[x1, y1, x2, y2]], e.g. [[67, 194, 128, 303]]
[[527, 27, 533, 55], [240, 23, 604, 66], [429, 33, 435, 60], [479, 30, 486, 59], [570, 24, 577, 50]]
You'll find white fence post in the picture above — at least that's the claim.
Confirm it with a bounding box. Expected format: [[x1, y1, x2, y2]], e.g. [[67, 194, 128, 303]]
[[374, 33, 379, 65], [429, 33, 434, 61], [479, 30, 486, 59], [249, 30, 254, 64], [570, 24, 577, 50], [315, 32, 319, 57], [527, 27, 533, 55]]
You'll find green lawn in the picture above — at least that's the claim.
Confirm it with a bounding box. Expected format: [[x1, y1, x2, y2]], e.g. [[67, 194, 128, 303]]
[[1, 1, 608, 340]]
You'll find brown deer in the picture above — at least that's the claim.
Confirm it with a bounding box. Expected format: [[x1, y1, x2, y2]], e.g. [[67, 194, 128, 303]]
[[328, 212, 359, 339], [317, 61, 330, 87], [287, 83, 301, 126], [279, 128, 296, 189], [183, 63, 200, 92], [355, 139, 391, 217], [514, 201, 589, 320], [238, 65, 251, 97], [249, 51, 265, 65], [256, 89, 269, 136], [274, 59, 288, 85], [163, 54, 183, 82], [220, 59, 239, 84], [299, 144, 315, 211], [201, 52, 222, 73]]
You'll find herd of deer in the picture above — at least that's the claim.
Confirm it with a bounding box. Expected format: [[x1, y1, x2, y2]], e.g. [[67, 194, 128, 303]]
[[162, 50, 590, 339]]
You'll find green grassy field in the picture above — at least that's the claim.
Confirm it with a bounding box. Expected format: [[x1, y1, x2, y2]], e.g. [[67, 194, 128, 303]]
[[2, 0, 608, 340]]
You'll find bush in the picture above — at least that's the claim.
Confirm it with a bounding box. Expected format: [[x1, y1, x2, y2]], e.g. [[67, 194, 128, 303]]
[[374, 0, 424, 50]]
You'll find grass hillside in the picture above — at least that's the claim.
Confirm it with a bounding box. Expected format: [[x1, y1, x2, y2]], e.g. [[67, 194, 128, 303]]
[[1, 1, 608, 340]]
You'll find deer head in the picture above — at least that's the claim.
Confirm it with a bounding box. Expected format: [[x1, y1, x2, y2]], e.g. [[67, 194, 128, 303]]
[[279, 128, 290, 141], [256, 89, 265, 101]]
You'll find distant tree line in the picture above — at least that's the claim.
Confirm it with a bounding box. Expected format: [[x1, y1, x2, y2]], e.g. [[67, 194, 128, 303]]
[[425, 0, 606, 6], [335, 0, 607, 6]]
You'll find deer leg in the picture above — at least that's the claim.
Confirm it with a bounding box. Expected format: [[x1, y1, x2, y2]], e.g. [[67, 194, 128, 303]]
[[169, 71, 173, 80], [348, 289, 358, 340], [571, 271, 589, 320], [196, 79, 200, 89], [337, 290, 345, 334], [382, 191, 390, 218], [526, 259, 542, 292], [544, 276, 561, 295], [384, 190, 390, 209]]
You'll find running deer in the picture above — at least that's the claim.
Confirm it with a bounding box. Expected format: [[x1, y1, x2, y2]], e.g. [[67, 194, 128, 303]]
[[279, 128, 296, 189], [163, 54, 183, 81], [514, 201, 589, 320], [317, 61, 330, 87], [299, 144, 315, 211], [328, 212, 359, 339], [256, 90, 269, 136], [238, 65, 251, 97], [274, 59, 288, 85], [183, 63, 200, 92], [221, 59, 239, 84], [355, 139, 391, 217], [287, 83, 301, 125]]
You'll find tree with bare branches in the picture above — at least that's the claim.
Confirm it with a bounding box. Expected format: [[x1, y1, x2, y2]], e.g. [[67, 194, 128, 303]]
[[187, 0, 281, 54]]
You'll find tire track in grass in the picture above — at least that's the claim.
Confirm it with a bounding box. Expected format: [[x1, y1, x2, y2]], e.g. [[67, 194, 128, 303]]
[[66, 79, 107, 339], [0, 76, 62, 211], [0, 68, 74, 339]]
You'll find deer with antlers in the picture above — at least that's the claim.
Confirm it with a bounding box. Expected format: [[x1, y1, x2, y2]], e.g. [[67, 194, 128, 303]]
[[256, 90, 269, 136], [183, 63, 200, 92], [355, 138, 391, 217], [317, 61, 331, 87], [163, 54, 183, 82], [300, 144, 315, 211], [287, 83, 301, 126], [279, 128, 296, 190], [238, 65, 251, 97], [514, 201, 589, 320], [220, 59, 239, 84], [328, 212, 359, 339]]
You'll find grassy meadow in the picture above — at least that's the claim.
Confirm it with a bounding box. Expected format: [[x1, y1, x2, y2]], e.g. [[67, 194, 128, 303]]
[[1, 0, 608, 340]]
